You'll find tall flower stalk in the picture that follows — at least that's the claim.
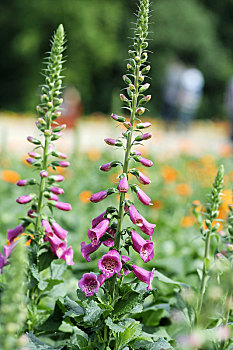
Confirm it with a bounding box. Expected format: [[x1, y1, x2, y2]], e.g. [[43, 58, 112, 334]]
[[79, 0, 155, 299], [0, 24, 74, 331]]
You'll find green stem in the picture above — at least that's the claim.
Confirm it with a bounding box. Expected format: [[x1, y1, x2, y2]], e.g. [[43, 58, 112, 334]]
[[110, 50, 141, 298], [197, 230, 211, 320]]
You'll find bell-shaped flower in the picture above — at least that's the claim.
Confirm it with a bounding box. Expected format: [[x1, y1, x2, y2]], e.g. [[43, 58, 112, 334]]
[[0, 253, 7, 274], [78, 273, 100, 297], [92, 211, 106, 228], [4, 240, 18, 259], [136, 188, 152, 206], [51, 221, 68, 241], [42, 219, 53, 241], [121, 255, 131, 276], [7, 223, 25, 243], [131, 230, 154, 262], [98, 249, 122, 278], [55, 201, 72, 211], [132, 264, 155, 290], [49, 186, 64, 195], [100, 162, 112, 172], [139, 157, 153, 167], [117, 176, 129, 193], [140, 218, 156, 239], [16, 195, 32, 204], [81, 241, 101, 262], [60, 246, 74, 265], [90, 190, 107, 203], [137, 171, 151, 185], [128, 205, 143, 227], [103, 228, 116, 247], [88, 219, 109, 246], [48, 234, 67, 258]]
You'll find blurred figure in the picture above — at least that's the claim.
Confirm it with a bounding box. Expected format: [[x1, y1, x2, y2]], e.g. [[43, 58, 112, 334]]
[[225, 77, 233, 142], [59, 86, 83, 128], [161, 61, 185, 129], [176, 68, 204, 129]]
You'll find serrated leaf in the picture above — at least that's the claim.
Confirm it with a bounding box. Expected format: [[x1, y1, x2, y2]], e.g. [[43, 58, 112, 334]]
[[105, 317, 125, 333], [118, 319, 141, 347], [83, 300, 103, 324], [134, 337, 173, 350], [64, 296, 84, 317], [113, 292, 142, 317], [27, 332, 62, 349]]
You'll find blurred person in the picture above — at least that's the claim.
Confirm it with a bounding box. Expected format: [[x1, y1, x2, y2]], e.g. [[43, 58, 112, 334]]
[[161, 61, 185, 129], [176, 68, 204, 129], [59, 86, 83, 128], [225, 76, 233, 142]]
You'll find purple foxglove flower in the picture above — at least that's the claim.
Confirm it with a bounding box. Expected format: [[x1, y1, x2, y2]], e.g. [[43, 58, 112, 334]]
[[60, 246, 74, 265], [140, 218, 156, 239], [51, 221, 68, 241], [49, 175, 64, 182], [27, 208, 37, 218], [81, 241, 101, 262], [137, 171, 151, 185], [117, 176, 129, 193], [16, 179, 28, 187], [0, 253, 7, 274], [78, 273, 100, 297], [97, 274, 106, 286], [42, 219, 53, 240], [128, 205, 143, 227], [55, 201, 72, 211], [131, 230, 154, 263], [139, 157, 153, 167], [50, 186, 64, 195], [48, 234, 67, 258], [57, 152, 67, 159], [92, 211, 106, 228], [100, 163, 112, 172], [16, 195, 32, 204], [48, 193, 59, 201], [48, 144, 54, 152], [58, 161, 70, 167], [88, 219, 109, 246], [26, 157, 36, 165], [27, 136, 40, 145], [7, 223, 25, 242], [4, 240, 18, 259], [135, 150, 141, 156], [40, 170, 48, 178], [121, 255, 131, 276], [28, 151, 39, 158], [97, 249, 122, 278], [103, 228, 116, 247], [104, 138, 117, 146], [111, 114, 126, 122], [132, 264, 155, 290], [142, 133, 152, 140], [90, 190, 107, 203], [136, 188, 152, 206]]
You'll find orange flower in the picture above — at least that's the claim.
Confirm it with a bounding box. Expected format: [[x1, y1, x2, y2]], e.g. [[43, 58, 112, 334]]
[[161, 165, 177, 182], [1, 169, 20, 184], [79, 190, 92, 203], [218, 189, 233, 219], [152, 200, 163, 209], [181, 216, 195, 228], [175, 183, 193, 196], [87, 148, 101, 162]]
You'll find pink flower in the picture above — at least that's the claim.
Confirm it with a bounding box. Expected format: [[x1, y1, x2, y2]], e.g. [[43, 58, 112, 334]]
[[121, 255, 131, 276], [49, 186, 64, 195], [131, 230, 154, 262], [81, 241, 101, 262], [100, 163, 112, 172], [42, 219, 53, 240], [139, 157, 153, 167], [40, 170, 48, 178], [88, 219, 109, 246], [98, 249, 122, 278], [97, 274, 106, 286], [78, 273, 100, 297], [48, 234, 67, 258], [57, 152, 67, 159], [58, 161, 70, 167], [132, 264, 155, 290], [103, 228, 116, 247], [136, 188, 152, 205], [27, 209, 37, 218], [135, 150, 141, 156], [92, 211, 106, 228], [60, 246, 74, 265], [26, 157, 36, 165], [135, 133, 152, 142], [16, 195, 32, 204], [137, 171, 151, 185], [28, 151, 39, 158], [136, 122, 152, 129], [90, 190, 107, 203], [104, 138, 117, 146], [55, 201, 72, 211], [117, 176, 129, 193], [0, 253, 7, 274], [140, 218, 156, 239], [4, 240, 18, 259], [16, 179, 28, 187], [48, 193, 59, 201], [51, 221, 68, 241], [7, 223, 25, 242], [128, 205, 143, 227]]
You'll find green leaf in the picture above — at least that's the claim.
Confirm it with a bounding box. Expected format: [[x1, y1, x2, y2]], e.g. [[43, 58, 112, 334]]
[[38, 250, 57, 272], [105, 317, 125, 333], [64, 296, 84, 317], [51, 260, 67, 280], [37, 300, 64, 332], [83, 300, 103, 325], [118, 319, 141, 347], [27, 332, 62, 349], [70, 326, 89, 348], [154, 271, 186, 288], [134, 338, 173, 349], [113, 291, 142, 317]]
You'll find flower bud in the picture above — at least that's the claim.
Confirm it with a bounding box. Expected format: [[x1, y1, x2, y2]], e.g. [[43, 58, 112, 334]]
[[117, 175, 129, 193], [136, 107, 145, 116], [120, 94, 131, 106], [135, 132, 152, 142], [123, 121, 131, 129], [100, 162, 112, 172], [141, 52, 148, 62], [26, 157, 36, 165], [141, 65, 151, 74], [139, 83, 150, 93], [139, 157, 153, 167], [16, 195, 32, 204], [111, 114, 126, 123], [55, 201, 72, 211], [136, 122, 151, 129], [48, 175, 64, 182], [128, 50, 135, 58], [16, 179, 28, 187], [40, 170, 48, 178], [129, 84, 135, 91], [28, 151, 40, 159], [139, 95, 151, 104], [27, 209, 37, 218], [127, 63, 133, 71], [49, 186, 64, 195], [44, 129, 51, 136], [27, 136, 41, 145], [90, 190, 108, 203], [122, 75, 132, 85], [104, 138, 123, 147]]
